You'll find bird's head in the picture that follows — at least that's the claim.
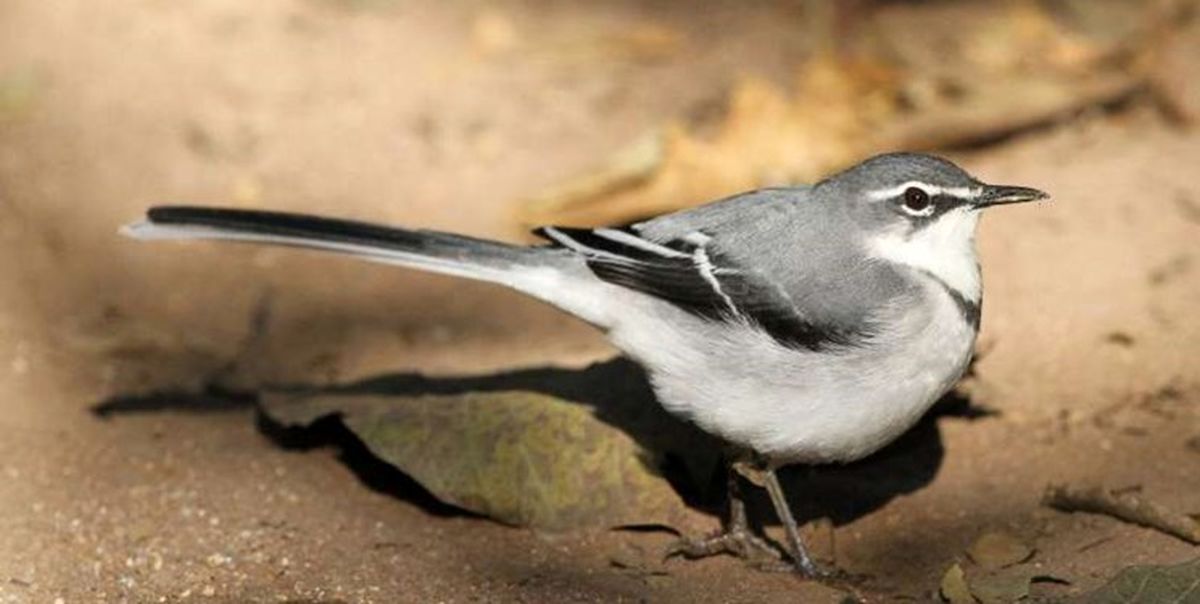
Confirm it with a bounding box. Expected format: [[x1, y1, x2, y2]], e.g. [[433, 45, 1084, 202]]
[[817, 152, 1048, 232], [815, 152, 1048, 301]]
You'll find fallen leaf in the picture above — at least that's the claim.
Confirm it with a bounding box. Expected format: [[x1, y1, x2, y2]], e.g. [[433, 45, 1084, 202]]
[[518, 55, 897, 226], [1073, 557, 1200, 603], [967, 531, 1034, 569], [941, 563, 977, 604], [970, 569, 1033, 604], [260, 390, 692, 530]]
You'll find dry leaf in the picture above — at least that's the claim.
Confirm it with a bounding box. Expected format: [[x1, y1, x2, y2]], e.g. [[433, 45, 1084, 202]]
[[519, 55, 899, 227], [941, 563, 977, 604], [970, 569, 1034, 604], [1074, 557, 1200, 603], [967, 531, 1034, 570], [260, 390, 692, 530]]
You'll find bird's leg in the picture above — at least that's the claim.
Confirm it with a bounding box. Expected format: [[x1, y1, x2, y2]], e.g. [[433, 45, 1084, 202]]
[[666, 461, 786, 567], [759, 466, 823, 577]]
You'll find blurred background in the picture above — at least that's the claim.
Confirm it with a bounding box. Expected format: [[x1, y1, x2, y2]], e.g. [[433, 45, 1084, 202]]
[[0, 0, 1197, 601]]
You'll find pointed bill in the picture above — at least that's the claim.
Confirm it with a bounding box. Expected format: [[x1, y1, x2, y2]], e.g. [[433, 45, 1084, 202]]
[[973, 185, 1049, 208]]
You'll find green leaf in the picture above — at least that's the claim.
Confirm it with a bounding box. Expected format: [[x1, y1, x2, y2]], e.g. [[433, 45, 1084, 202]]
[[261, 390, 695, 531], [1074, 557, 1200, 603]]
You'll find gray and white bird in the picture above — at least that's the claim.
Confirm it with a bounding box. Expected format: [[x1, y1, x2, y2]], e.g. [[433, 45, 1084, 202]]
[[124, 152, 1046, 576]]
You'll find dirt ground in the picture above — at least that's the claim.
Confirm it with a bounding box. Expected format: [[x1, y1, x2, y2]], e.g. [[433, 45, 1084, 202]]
[[1, 1, 1198, 602]]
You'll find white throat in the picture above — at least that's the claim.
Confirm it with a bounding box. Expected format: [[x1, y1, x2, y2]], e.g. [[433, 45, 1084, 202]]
[[868, 208, 982, 301]]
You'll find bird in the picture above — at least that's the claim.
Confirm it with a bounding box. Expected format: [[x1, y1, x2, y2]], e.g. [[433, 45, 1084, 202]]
[[123, 152, 1047, 577]]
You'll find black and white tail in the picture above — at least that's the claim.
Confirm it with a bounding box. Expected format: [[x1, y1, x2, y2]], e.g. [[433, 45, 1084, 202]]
[[123, 206, 569, 293]]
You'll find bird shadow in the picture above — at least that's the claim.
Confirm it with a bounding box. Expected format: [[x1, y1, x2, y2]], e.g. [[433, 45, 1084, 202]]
[[91, 356, 996, 529]]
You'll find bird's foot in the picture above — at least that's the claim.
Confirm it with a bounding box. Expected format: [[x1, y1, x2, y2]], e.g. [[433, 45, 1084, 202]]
[[665, 528, 792, 572]]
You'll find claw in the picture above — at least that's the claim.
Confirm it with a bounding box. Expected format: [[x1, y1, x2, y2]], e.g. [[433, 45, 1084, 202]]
[[665, 527, 785, 565], [666, 457, 834, 578]]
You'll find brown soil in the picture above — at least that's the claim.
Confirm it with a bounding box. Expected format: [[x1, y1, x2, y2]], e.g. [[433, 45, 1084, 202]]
[[0, 1, 1197, 602]]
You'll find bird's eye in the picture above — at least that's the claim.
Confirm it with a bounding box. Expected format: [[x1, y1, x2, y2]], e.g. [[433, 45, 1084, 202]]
[[902, 187, 931, 214]]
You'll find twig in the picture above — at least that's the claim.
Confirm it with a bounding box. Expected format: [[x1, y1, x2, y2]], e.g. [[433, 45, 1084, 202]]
[[1042, 484, 1200, 545]]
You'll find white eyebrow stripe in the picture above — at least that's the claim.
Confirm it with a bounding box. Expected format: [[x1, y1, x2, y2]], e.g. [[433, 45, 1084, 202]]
[[867, 181, 982, 202]]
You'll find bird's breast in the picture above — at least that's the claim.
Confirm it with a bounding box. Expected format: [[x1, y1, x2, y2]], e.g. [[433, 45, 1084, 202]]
[[622, 276, 979, 466], [771, 289, 977, 464]]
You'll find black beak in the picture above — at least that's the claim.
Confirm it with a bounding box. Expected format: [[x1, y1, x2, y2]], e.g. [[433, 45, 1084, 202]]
[[974, 184, 1049, 208]]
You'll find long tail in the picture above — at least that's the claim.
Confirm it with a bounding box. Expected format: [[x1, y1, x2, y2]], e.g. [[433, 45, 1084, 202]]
[[123, 206, 570, 293]]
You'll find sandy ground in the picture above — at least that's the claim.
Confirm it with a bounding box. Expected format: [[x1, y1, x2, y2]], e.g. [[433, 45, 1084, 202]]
[[0, 1, 1198, 602]]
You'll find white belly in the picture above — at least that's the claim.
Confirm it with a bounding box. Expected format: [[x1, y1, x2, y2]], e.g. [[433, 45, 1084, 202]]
[[610, 279, 977, 465]]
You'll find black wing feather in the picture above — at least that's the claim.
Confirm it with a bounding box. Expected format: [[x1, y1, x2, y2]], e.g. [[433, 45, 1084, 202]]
[[535, 226, 869, 350]]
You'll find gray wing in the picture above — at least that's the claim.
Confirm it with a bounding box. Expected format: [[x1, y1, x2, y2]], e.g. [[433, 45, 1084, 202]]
[[631, 187, 808, 243], [534, 195, 875, 351]]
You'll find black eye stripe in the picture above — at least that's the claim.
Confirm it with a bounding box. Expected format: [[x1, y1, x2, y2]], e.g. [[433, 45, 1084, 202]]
[[894, 192, 968, 207], [932, 192, 972, 204], [891, 191, 972, 225]]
